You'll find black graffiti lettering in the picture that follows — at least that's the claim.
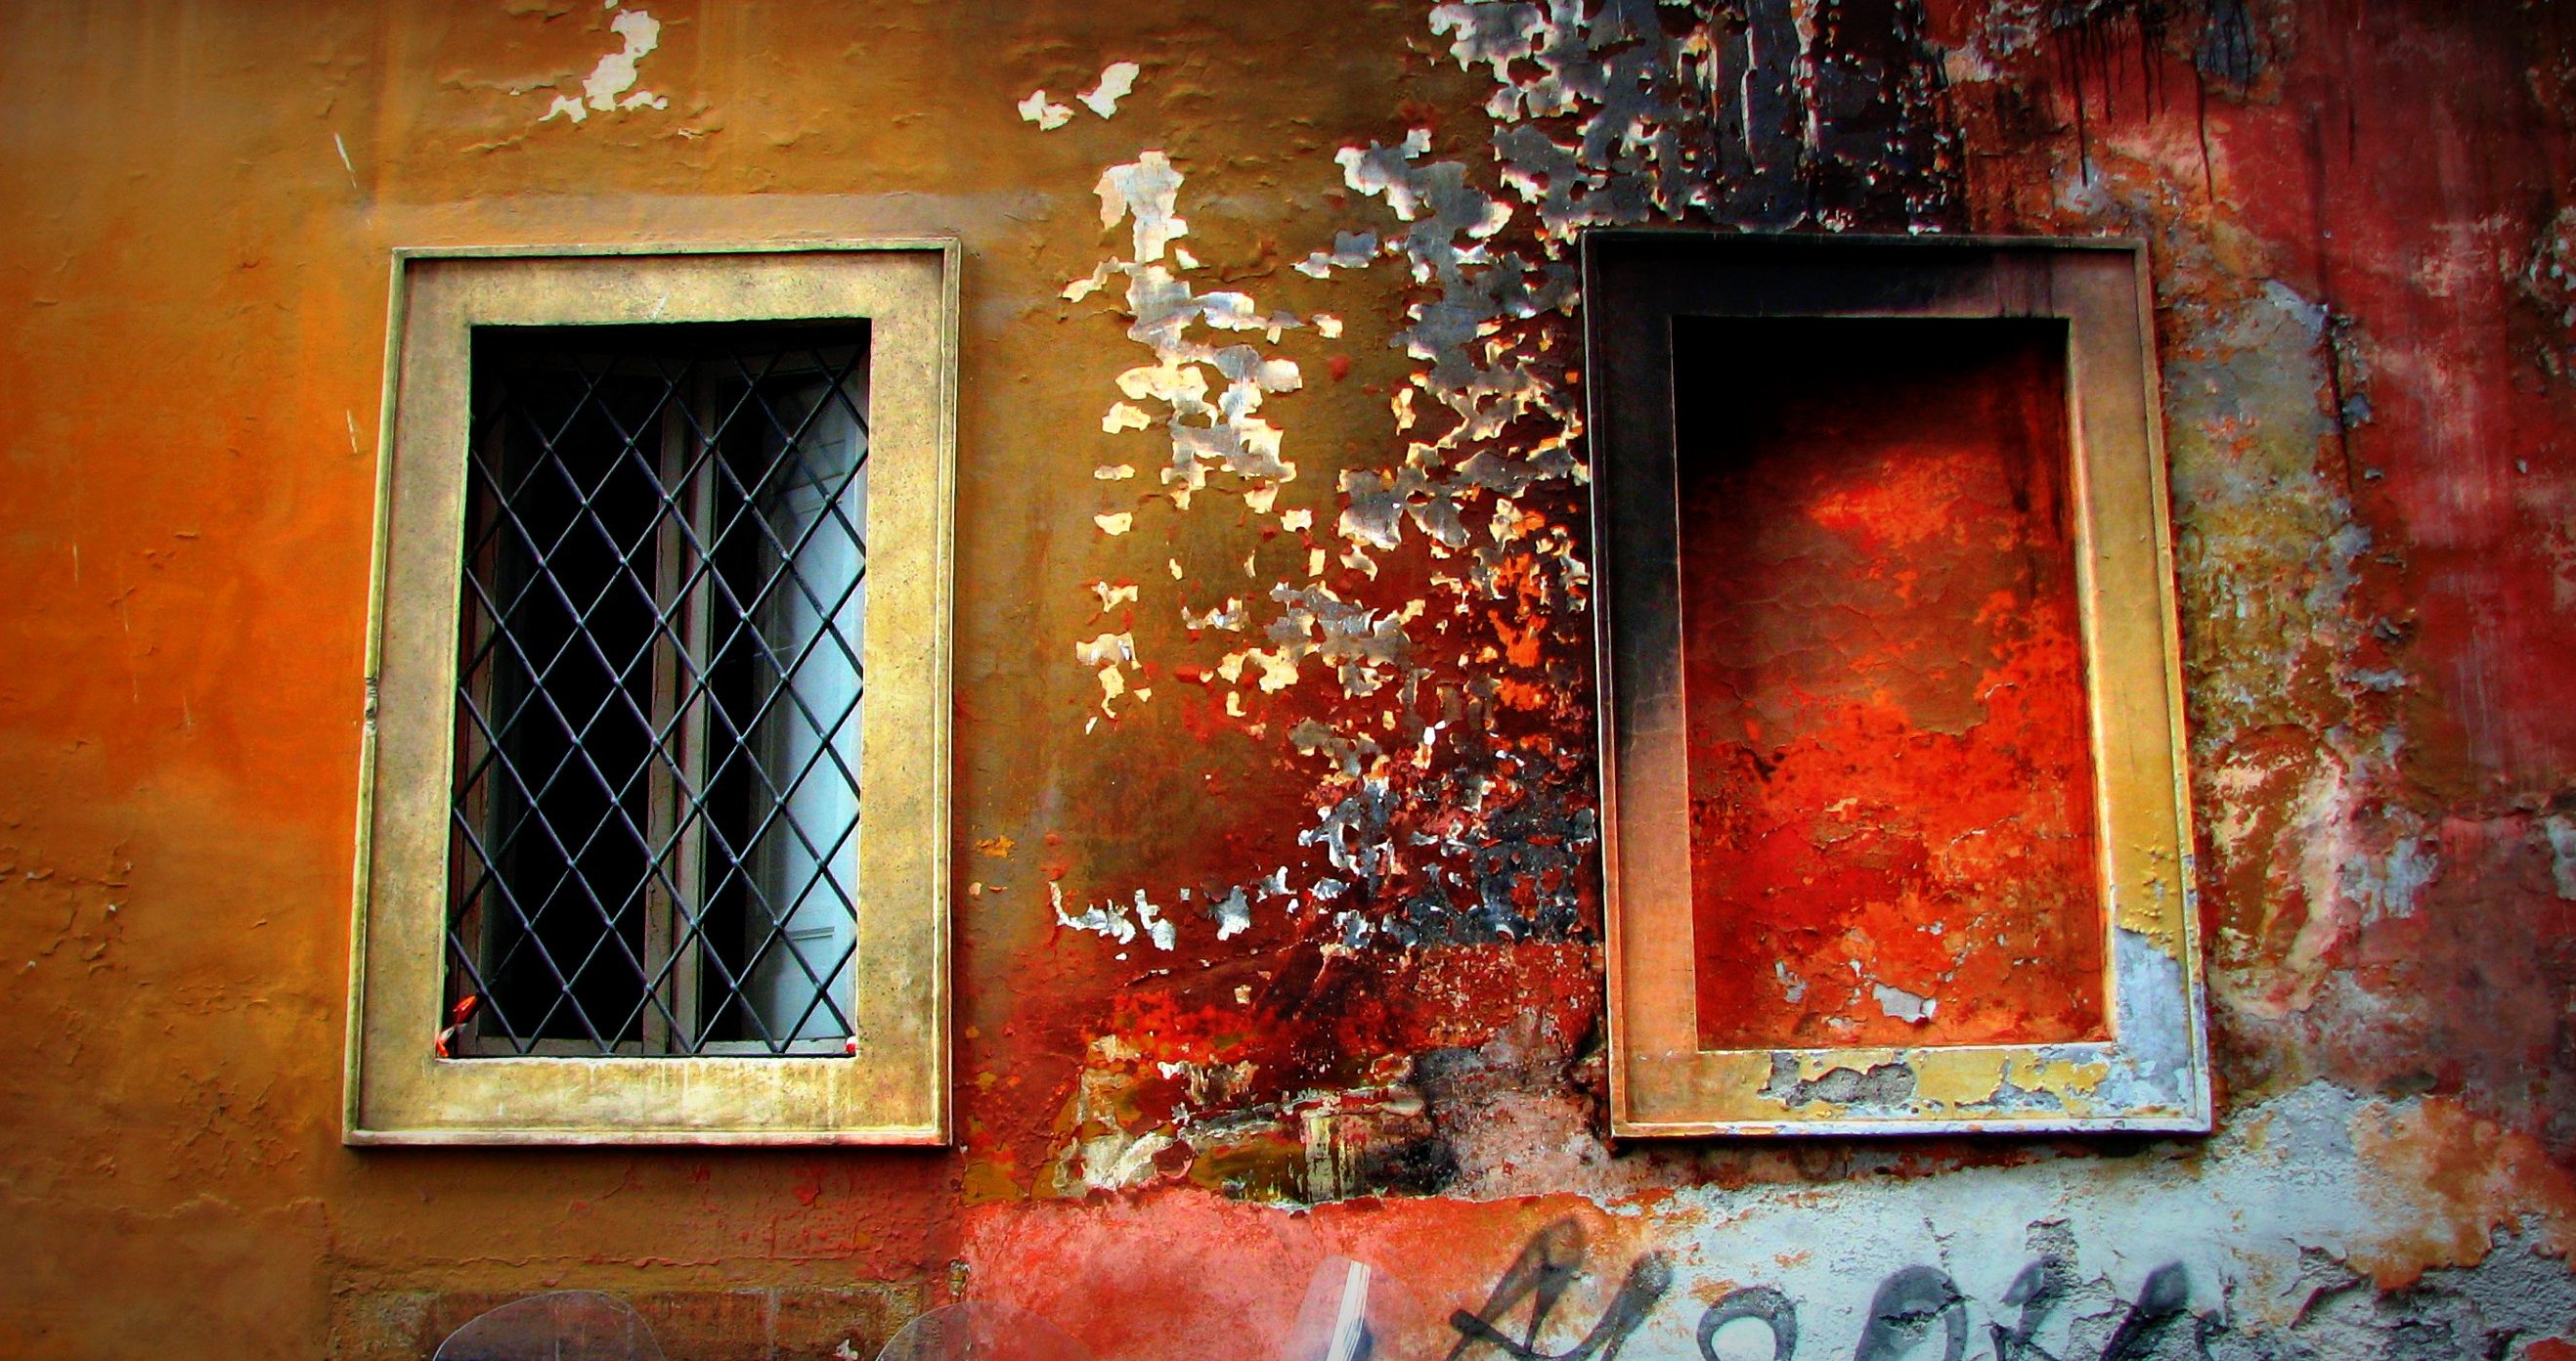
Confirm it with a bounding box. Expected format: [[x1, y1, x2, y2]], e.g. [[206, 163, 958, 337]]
[[1447, 1218, 1673, 1361], [1449, 1218, 1588, 1361], [2094, 1263, 2198, 1361], [1453, 1233, 2203, 1361], [1853, 1266, 1967, 1361], [1989, 1255, 2074, 1361], [1696, 1285, 1799, 1361], [1446, 1253, 1672, 1361]]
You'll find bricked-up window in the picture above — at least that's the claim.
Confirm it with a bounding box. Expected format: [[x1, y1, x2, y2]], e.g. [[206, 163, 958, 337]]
[[349, 245, 954, 1144], [449, 325, 870, 1057], [1583, 233, 2209, 1137]]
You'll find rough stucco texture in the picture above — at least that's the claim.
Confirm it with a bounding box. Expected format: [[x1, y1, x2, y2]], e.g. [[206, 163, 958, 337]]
[[1676, 316, 2107, 1051], [3, 0, 2576, 1357]]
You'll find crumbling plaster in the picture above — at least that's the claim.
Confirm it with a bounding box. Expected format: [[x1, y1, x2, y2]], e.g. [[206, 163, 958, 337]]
[[2, 0, 2574, 1357]]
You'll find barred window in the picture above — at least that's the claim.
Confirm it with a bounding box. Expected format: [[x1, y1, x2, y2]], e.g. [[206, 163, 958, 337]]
[[348, 245, 953, 1145], [448, 325, 871, 1057]]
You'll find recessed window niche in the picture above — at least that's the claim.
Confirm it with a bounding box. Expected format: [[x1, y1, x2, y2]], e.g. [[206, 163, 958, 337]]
[[1585, 234, 2206, 1136], [1676, 315, 2105, 1052]]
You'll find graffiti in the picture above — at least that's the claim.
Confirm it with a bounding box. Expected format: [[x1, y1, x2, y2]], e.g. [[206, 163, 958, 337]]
[[1698, 1258, 2205, 1361], [1846, 1267, 1970, 1361], [1441, 1221, 2215, 1361], [1445, 1220, 1672, 1361], [1696, 1287, 1797, 1361]]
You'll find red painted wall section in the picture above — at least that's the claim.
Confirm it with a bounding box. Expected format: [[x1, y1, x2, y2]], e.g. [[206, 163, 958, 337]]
[[1922, 0, 2576, 1146], [1677, 317, 2106, 1050], [4, 2, 2576, 1358]]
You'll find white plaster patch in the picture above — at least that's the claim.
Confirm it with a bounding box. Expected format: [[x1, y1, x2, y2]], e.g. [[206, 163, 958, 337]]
[[1096, 151, 1190, 263], [1065, 262, 1115, 300], [1079, 1128, 1173, 1190], [1871, 983, 1936, 1024], [1213, 886, 1252, 941], [1018, 89, 1074, 130], [2345, 833, 2439, 919], [1052, 882, 1135, 944], [2104, 927, 2197, 1108], [1183, 597, 1247, 632], [1053, 884, 1176, 950], [1295, 232, 1381, 280], [1428, 2, 1547, 80], [1135, 892, 1176, 949], [539, 4, 669, 124], [1079, 61, 1140, 119], [1074, 632, 1137, 669]]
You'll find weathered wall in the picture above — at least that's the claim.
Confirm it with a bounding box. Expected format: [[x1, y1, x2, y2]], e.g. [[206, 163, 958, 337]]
[[4, 1, 2575, 1357]]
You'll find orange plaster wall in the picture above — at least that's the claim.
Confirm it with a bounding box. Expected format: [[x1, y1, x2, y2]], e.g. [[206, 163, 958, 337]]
[[3, 1, 2576, 1358]]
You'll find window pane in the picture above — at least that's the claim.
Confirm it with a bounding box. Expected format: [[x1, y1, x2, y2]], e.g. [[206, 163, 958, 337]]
[[724, 366, 867, 1045], [446, 324, 870, 1056]]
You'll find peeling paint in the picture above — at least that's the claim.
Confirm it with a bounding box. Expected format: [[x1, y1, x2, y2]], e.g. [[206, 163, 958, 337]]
[[537, 3, 668, 124], [1019, 89, 1074, 131], [966, 1084, 2576, 1361], [16, 2, 2576, 1353], [1079, 62, 1140, 120]]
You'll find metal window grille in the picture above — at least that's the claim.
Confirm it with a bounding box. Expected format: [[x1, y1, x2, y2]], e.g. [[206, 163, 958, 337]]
[[444, 322, 870, 1057]]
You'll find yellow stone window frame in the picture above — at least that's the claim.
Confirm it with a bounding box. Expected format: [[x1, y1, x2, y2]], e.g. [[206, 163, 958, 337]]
[[1584, 233, 2209, 1137], [344, 243, 956, 1145]]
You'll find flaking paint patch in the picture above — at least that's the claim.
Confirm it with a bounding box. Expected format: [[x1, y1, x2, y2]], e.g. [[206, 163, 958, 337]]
[[2102, 928, 2196, 1109], [1083, 154, 1306, 524], [1018, 89, 1074, 131], [1903, 1048, 2111, 1112], [2152, 228, 2429, 1028], [1052, 883, 1177, 952], [2549, 814, 2576, 900], [1041, 128, 1325, 927], [1012, 0, 2237, 1190], [968, 1085, 2576, 1361], [1870, 983, 1936, 1025], [1079, 62, 1140, 120], [537, 3, 669, 124], [1011, 5, 1765, 1186]]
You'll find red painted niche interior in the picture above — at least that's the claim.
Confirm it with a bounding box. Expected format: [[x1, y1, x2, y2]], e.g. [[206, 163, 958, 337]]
[[1673, 315, 2109, 1051]]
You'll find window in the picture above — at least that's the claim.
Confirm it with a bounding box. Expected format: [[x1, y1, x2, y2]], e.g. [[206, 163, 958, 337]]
[[1583, 233, 2207, 1135], [347, 244, 955, 1144], [453, 324, 870, 1057]]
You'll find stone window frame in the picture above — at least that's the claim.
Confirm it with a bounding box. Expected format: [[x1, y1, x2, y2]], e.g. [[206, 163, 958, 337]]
[[1583, 231, 2210, 1136], [344, 242, 956, 1145]]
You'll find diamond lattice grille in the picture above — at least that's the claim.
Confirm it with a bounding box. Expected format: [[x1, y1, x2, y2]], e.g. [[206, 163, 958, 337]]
[[445, 322, 870, 1057]]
